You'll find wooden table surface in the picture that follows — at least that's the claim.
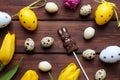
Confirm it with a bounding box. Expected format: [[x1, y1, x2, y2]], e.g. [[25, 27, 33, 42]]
[[0, 0, 120, 80]]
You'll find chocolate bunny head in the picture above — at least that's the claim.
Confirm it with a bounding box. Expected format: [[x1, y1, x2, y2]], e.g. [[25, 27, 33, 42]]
[[58, 27, 70, 41]]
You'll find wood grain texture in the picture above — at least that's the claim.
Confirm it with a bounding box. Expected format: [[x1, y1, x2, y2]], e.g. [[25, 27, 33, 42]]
[[0, 0, 120, 80], [0, 0, 120, 20], [0, 54, 120, 80], [0, 21, 120, 53]]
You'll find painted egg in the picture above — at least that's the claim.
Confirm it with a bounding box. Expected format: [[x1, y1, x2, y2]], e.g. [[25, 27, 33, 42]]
[[19, 7, 37, 31], [95, 2, 114, 25], [0, 11, 11, 28], [99, 46, 120, 63]]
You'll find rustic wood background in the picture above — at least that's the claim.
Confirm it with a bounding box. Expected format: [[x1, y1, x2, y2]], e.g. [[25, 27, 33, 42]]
[[0, 0, 120, 80]]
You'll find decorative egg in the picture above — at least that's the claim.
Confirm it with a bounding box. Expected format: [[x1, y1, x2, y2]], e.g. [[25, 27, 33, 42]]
[[0, 11, 11, 28], [80, 4, 92, 16], [38, 61, 52, 72], [41, 37, 54, 48], [95, 69, 106, 80], [19, 8, 38, 31], [82, 49, 96, 60], [24, 38, 35, 51], [99, 46, 120, 63], [95, 2, 114, 25], [84, 27, 95, 39], [45, 2, 58, 13]]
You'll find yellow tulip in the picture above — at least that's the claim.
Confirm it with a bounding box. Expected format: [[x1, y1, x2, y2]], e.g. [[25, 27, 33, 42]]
[[0, 32, 15, 71], [21, 70, 39, 80], [58, 63, 81, 80]]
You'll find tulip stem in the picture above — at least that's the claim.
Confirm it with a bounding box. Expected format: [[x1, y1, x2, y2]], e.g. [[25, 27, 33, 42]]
[[0, 62, 6, 72], [0, 57, 23, 80], [48, 72, 54, 80]]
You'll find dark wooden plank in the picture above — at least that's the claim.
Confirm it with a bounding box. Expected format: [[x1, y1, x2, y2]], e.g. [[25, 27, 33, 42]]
[[0, 54, 119, 80], [0, 21, 120, 53], [0, 0, 120, 80], [0, 0, 120, 20]]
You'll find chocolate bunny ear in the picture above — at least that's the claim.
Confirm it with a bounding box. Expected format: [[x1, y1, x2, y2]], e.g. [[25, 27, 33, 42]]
[[61, 27, 68, 33], [58, 27, 68, 36], [57, 28, 63, 36]]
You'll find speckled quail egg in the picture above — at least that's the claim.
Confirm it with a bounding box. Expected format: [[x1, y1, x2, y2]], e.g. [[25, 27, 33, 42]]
[[41, 37, 54, 48], [45, 2, 58, 13], [0, 11, 11, 28], [24, 38, 35, 51], [99, 46, 120, 63], [84, 27, 95, 39], [82, 49, 96, 60], [95, 69, 106, 80], [38, 61, 52, 72], [80, 4, 92, 16]]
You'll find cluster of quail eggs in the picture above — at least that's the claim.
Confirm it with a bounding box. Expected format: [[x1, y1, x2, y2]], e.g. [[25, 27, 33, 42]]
[[24, 36, 54, 51], [82, 45, 120, 79]]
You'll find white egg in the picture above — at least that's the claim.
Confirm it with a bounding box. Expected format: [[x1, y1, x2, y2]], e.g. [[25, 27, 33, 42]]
[[45, 2, 58, 13], [38, 61, 52, 72], [84, 27, 95, 39], [99, 46, 120, 63], [0, 11, 11, 28]]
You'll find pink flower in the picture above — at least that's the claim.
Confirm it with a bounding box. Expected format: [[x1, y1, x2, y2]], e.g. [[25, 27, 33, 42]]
[[63, 0, 80, 9]]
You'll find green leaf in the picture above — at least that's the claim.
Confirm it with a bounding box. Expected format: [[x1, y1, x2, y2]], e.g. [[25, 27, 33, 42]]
[[0, 57, 23, 80], [48, 72, 54, 80]]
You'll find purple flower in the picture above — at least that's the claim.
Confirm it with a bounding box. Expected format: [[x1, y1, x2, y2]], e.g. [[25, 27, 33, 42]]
[[63, 0, 80, 9]]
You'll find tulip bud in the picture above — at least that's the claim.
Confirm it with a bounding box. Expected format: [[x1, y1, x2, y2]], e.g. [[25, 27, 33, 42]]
[[0, 32, 15, 71], [58, 63, 81, 80], [21, 70, 39, 80]]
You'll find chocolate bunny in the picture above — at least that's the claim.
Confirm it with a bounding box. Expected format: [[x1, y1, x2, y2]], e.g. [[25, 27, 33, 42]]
[[57, 27, 78, 54]]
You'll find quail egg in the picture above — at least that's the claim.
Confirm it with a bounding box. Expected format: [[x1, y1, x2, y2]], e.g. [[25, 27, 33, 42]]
[[24, 38, 35, 51], [95, 69, 106, 80], [82, 49, 96, 60], [41, 37, 54, 48]]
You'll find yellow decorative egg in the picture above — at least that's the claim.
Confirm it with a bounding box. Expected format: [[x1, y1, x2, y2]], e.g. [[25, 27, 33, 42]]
[[19, 7, 37, 31], [95, 2, 114, 25]]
